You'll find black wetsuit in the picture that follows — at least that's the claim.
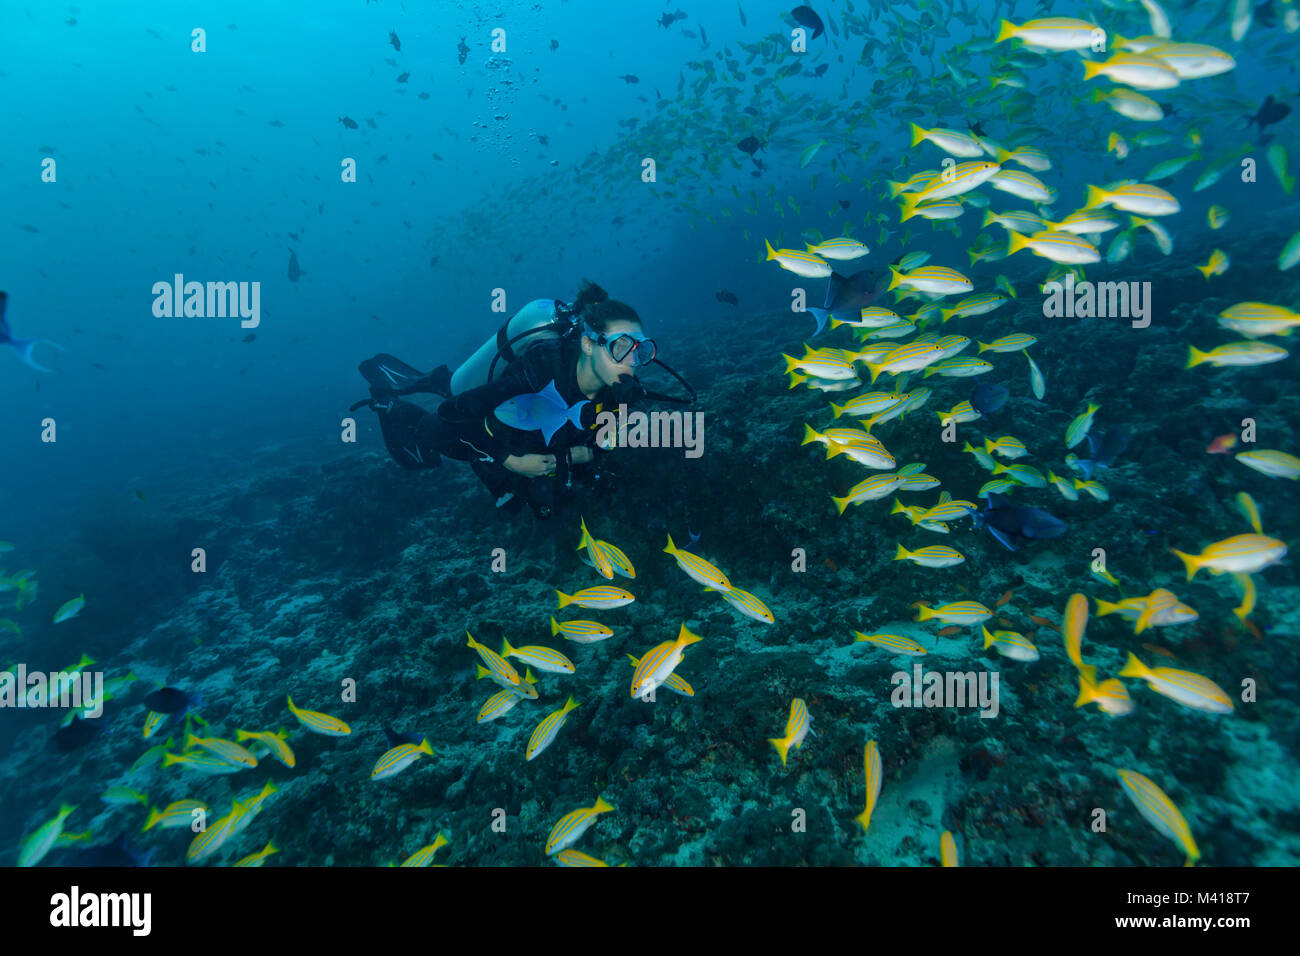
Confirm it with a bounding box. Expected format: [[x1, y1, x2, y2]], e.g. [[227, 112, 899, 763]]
[[374, 335, 625, 515]]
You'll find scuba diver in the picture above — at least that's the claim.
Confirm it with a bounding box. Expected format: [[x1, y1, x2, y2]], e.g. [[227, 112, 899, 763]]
[[352, 280, 694, 519]]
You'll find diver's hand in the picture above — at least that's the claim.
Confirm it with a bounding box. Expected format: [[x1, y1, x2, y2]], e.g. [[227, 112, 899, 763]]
[[504, 453, 557, 477], [599, 376, 647, 406], [570, 446, 594, 465]]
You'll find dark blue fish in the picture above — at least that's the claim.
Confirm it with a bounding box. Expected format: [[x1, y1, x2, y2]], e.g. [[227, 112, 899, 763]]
[[0, 291, 64, 373], [494, 380, 589, 445], [970, 382, 1009, 415], [288, 249, 304, 282], [687, 528, 702, 547], [143, 686, 200, 715], [49, 715, 103, 752], [1070, 425, 1130, 480], [65, 833, 153, 867], [384, 725, 424, 748], [792, 5, 825, 39], [975, 494, 1067, 551], [807, 269, 887, 334]]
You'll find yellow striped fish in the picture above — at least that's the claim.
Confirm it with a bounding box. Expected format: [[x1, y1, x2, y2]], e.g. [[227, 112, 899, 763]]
[[1235, 492, 1263, 534], [235, 729, 296, 768], [663, 534, 731, 588], [914, 601, 993, 626], [142, 710, 167, 740], [546, 796, 615, 856], [501, 638, 575, 675], [577, 516, 614, 579], [467, 632, 521, 686], [940, 830, 959, 866], [142, 799, 208, 832], [555, 848, 612, 867], [709, 583, 775, 624], [185, 733, 257, 769], [853, 631, 927, 656], [233, 841, 279, 868], [477, 688, 525, 723], [550, 616, 614, 643], [186, 803, 241, 864], [371, 738, 435, 781], [631, 625, 703, 700], [1117, 769, 1200, 866], [855, 740, 882, 833], [768, 697, 812, 767], [1075, 674, 1135, 716], [894, 544, 966, 568], [555, 585, 636, 610], [401, 834, 449, 867], [526, 696, 580, 761], [1170, 534, 1287, 579], [162, 751, 244, 775], [1235, 449, 1300, 480], [1118, 653, 1233, 714], [982, 626, 1040, 661], [626, 654, 694, 697], [1063, 593, 1097, 683], [286, 694, 351, 736], [832, 474, 906, 514]]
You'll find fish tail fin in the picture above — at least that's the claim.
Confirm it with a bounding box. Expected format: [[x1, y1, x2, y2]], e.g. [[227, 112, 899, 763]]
[[764, 239, 777, 260], [802, 423, 822, 445], [894, 542, 909, 559], [1196, 261, 1214, 279], [1005, 231, 1031, 255], [898, 194, 920, 222], [555, 590, 573, 609], [1169, 547, 1200, 580], [830, 493, 850, 516], [663, 534, 677, 555], [995, 19, 1017, 43], [1094, 598, 1120, 617], [782, 353, 800, 373], [1117, 651, 1147, 679], [1081, 60, 1105, 81], [1074, 673, 1097, 708], [768, 735, 791, 767], [1083, 184, 1108, 209], [593, 796, 615, 813], [909, 123, 927, 147], [787, 370, 807, 389], [1185, 346, 1207, 368], [550, 616, 560, 636], [915, 605, 934, 622]]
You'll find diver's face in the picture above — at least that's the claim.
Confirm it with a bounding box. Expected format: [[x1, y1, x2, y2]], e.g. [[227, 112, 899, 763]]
[[586, 319, 646, 385]]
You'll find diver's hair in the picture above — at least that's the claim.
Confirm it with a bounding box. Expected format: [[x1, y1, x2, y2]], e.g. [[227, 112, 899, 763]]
[[572, 279, 608, 315]]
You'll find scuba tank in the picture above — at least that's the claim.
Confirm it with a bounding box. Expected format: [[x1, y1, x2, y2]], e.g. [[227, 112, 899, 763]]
[[449, 299, 576, 396]]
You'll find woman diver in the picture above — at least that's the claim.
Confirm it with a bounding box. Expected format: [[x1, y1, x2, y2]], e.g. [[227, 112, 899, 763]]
[[353, 280, 688, 519]]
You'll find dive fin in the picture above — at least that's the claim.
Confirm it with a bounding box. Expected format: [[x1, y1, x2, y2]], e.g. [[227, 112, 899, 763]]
[[359, 354, 453, 397]]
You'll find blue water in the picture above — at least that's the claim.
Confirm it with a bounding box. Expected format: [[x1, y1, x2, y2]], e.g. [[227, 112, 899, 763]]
[[2, 0, 1298, 867]]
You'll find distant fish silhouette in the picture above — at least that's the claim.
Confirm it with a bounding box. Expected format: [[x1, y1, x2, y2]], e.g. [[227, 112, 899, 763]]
[[288, 249, 304, 282], [389, 30, 401, 52], [338, 115, 358, 129]]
